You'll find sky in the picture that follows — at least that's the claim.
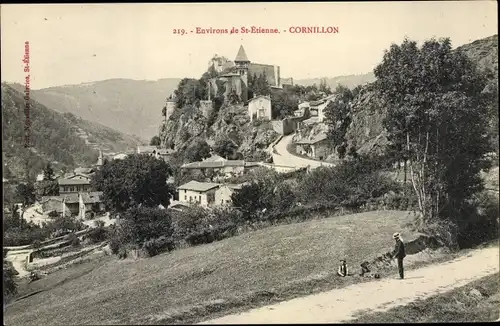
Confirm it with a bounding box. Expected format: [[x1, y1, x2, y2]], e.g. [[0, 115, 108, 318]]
[[1, 2, 497, 90]]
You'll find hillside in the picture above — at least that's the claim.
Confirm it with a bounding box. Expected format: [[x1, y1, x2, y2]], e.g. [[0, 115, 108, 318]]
[[295, 72, 376, 90], [344, 34, 499, 155], [160, 102, 279, 161], [1, 83, 142, 181], [14, 78, 181, 141], [4, 210, 421, 325], [20, 74, 375, 142]]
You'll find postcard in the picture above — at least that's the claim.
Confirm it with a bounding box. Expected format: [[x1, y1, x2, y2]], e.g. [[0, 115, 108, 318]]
[[2, 2, 498, 325]]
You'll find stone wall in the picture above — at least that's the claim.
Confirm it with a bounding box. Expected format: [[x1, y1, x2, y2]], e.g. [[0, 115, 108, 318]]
[[199, 100, 213, 119], [271, 117, 301, 135]]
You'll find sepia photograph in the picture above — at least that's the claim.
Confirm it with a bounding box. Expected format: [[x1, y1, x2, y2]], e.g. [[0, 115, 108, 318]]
[[1, 1, 499, 324]]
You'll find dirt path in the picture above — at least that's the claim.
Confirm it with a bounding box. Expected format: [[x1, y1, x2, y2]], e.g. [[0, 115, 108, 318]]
[[272, 134, 334, 169], [200, 246, 499, 324]]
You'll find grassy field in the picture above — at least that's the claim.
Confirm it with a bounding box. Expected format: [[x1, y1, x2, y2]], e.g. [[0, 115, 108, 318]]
[[348, 272, 500, 323], [6, 210, 422, 325]]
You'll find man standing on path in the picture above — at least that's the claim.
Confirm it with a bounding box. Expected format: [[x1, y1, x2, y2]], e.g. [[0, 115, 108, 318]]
[[391, 232, 406, 279]]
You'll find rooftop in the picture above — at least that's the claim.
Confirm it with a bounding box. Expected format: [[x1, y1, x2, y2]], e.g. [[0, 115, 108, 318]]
[[137, 145, 159, 153], [181, 160, 260, 169], [66, 173, 92, 180], [58, 178, 91, 186], [295, 132, 328, 145], [41, 191, 103, 204], [178, 180, 220, 192], [74, 167, 94, 174], [235, 45, 250, 62], [226, 183, 247, 190], [203, 154, 226, 162], [80, 191, 103, 204], [249, 95, 271, 102]]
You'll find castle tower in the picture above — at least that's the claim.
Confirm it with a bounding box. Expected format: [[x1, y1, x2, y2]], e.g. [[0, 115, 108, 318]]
[[234, 45, 250, 102], [96, 149, 103, 167], [200, 82, 214, 119], [164, 95, 176, 121]]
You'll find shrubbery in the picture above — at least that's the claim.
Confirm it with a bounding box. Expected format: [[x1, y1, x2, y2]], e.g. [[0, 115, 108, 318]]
[[3, 249, 18, 301], [296, 155, 401, 210], [142, 236, 175, 257], [110, 205, 243, 258], [3, 212, 86, 247], [106, 151, 495, 259]]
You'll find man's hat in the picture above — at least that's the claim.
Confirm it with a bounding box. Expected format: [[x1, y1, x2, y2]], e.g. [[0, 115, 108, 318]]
[[393, 232, 400, 239]]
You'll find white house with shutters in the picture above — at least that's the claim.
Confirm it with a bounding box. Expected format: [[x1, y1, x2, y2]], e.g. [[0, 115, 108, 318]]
[[248, 95, 272, 121]]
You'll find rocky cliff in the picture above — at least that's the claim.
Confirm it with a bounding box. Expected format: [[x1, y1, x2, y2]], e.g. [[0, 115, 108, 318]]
[[159, 102, 279, 162]]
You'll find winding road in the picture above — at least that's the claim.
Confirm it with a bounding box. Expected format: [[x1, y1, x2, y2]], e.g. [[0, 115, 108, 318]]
[[200, 246, 499, 324], [272, 134, 335, 169]]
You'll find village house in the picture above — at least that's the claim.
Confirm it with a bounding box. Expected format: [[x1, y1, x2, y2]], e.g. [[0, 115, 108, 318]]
[[41, 191, 104, 218], [309, 94, 335, 122], [259, 162, 303, 174], [295, 102, 311, 118], [137, 145, 174, 160], [181, 158, 260, 178], [78, 192, 105, 218], [214, 183, 245, 206], [248, 95, 272, 121], [58, 178, 92, 194], [74, 167, 95, 175], [177, 181, 220, 207], [295, 132, 332, 161], [137, 145, 159, 155], [112, 153, 128, 160], [41, 196, 72, 217]]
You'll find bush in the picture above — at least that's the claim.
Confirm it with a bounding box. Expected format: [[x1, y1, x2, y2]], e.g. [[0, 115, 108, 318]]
[[45, 215, 85, 238], [3, 260, 18, 300], [142, 236, 175, 257], [295, 156, 401, 209], [456, 192, 499, 248], [120, 207, 174, 245], [32, 239, 42, 249], [171, 206, 240, 247], [108, 207, 174, 256], [65, 233, 81, 247], [109, 236, 120, 255], [48, 211, 59, 218], [87, 225, 108, 244]]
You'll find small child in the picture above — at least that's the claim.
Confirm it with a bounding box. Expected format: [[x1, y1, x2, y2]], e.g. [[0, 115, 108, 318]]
[[337, 259, 349, 277]]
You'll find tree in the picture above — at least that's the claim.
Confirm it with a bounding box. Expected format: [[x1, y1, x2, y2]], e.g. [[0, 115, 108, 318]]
[[374, 37, 491, 226], [150, 136, 161, 146], [174, 78, 205, 108], [16, 182, 36, 207], [91, 154, 175, 212], [162, 106, 167, 122], [319, 78, 332, 95], [34, 180, 59, 199], [184, 139, 211, 162], [271, 89, 299, 119], [324, 85, 354, 159], [213, 137, 238, 159], [231, 181, 274, 221], [112, 207, 173, 246], [249, 72, 271, 97], [3, 249, 18, 300], [43, 163, 55, 181]]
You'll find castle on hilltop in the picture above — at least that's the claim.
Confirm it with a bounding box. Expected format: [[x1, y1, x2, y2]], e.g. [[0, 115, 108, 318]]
[[161, 45, 294, 121], [210, 45, 293, 103]]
